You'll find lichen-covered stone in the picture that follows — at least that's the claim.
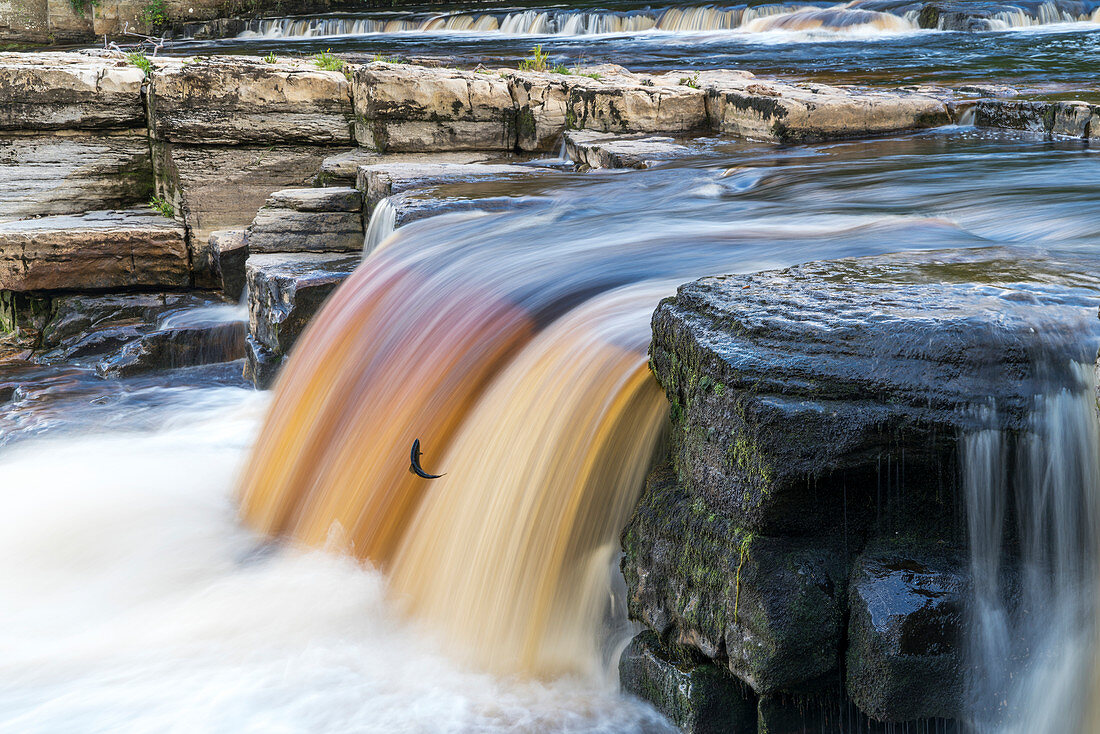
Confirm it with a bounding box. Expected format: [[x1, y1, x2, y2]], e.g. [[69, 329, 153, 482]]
[[847, 546, 967, 722], [0, 208, 188, 292], [620, 630, 756, 734], [974, 99, 1098, 138], [147, 56, 354, 145]]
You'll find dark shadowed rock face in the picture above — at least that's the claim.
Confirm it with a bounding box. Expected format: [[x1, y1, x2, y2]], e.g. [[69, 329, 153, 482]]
[[625, 247, 1100, 728], [847, 545, 967, 721], [620, 630, 756, 734]]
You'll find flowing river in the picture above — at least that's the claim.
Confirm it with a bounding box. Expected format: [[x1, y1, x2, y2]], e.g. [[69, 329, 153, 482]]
[[3, 5, 1100, 729]]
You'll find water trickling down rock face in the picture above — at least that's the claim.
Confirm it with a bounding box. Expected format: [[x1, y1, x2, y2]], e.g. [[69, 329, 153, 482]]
[[623, 248, 1100, 729]]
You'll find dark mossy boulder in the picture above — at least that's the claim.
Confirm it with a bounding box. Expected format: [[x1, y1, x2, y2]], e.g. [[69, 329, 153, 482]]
[[847, 545, 967, 721], [625, 247, 1100, 728], [620, 630, 756, 734], [623, 466, 848, 695]]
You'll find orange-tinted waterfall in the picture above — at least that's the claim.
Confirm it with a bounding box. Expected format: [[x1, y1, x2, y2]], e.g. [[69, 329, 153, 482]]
[[236, 213, 679, 675], [391, 285, 669, 677]]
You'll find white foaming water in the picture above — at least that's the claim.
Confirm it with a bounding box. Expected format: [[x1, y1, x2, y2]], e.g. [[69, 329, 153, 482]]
[[236, 0, 1098, 39], [0, 389, 669, 734], [362, 197, 398, 258], [964, 362, 1100, 733]]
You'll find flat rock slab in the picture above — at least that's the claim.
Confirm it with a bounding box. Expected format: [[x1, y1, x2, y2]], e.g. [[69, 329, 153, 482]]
[[148, 56, 354, 145], [265, 186, 362, 212], [356, 161, 551, 214], [248, 208, 364, 253], [0, 130, 153, 222], [703, 75, 951, 142], [245, 252, 359, 386], [0, 52, 145, 130], [650, 247, 1100, 534], [0, 208, 188, 292], [564, 130, 691, 169], [319, 149, 499, 186]]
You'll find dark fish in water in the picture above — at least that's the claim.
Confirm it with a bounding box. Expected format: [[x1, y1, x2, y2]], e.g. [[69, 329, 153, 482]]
[[410, 438, 445, 479]]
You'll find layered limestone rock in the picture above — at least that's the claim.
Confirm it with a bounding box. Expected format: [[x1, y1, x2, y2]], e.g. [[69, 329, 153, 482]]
[[356, 161, 547, 215], [245, 252, 358, 387], [0, 52, 145, 130], [152, 142, 333, 245], [318, 148, 500, 186], [97, 318, 247, 376], [147, 56, 354, 146], [352, 62, 518, 152], [703, 74, 951, 142], [564, 130, 690, 169], [0, 209, 188, 291], [624, 248, 1100, 727], [247, 186, 364, 253], [0, 130, 153, 221]]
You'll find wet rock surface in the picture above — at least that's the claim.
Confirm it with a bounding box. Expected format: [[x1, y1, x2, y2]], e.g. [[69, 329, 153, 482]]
[[624, 247, 1100, 727], [204, 229, 249, 297], [847, 545, 967, 721], [975, 99, 1098, 139], [620, 630, 756, 734], [564, 130, 691, 169], [245, 252, 359, 387]]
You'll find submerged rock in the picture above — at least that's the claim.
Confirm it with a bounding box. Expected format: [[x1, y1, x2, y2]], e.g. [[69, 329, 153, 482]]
[[96, 320, 247, 377]]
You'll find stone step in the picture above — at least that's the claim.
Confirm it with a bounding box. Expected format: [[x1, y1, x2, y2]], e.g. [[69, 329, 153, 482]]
[[0, 208, 188, 292], [246, 186, 364, 254], [563, 130, 691, 169]]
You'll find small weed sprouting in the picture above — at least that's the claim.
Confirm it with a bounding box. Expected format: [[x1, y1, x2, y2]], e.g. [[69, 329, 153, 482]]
[[518, 44, 550, 72], [149, 195, 174, 218], [127, 51, 152, 77], [69, 0, 99, 17], [139, 0, 168, 30], [550, 63, 571, 75], [679, 72, 701, 89], [371, 54, 405, 64], [263, 51, 278, 64]]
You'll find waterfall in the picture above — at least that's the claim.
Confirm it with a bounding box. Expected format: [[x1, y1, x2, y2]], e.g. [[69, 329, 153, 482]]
[[235, 1, 1100, 39], [362, 198, 397, 258], [963, 362, 1100, 732]]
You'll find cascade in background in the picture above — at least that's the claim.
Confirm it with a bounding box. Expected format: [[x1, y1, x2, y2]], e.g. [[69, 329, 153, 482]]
[[964, 361, 1100, 733], [236, 0, 1100, 39]]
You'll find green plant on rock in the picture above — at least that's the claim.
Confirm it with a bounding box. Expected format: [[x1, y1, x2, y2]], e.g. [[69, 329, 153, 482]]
[[312, 49, 345, 72], [579, 71, 602, 80], [149, 195, 174, 218], [550, 63, 571, 75], [518, 44, 550, 72], [679, 72, 701, 89], [371, 53, 405, 64], [139, 0, 168, 30], [263, 51, 278, 64], [126, 51, 152, 77], [69, 0, 99, 17]]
